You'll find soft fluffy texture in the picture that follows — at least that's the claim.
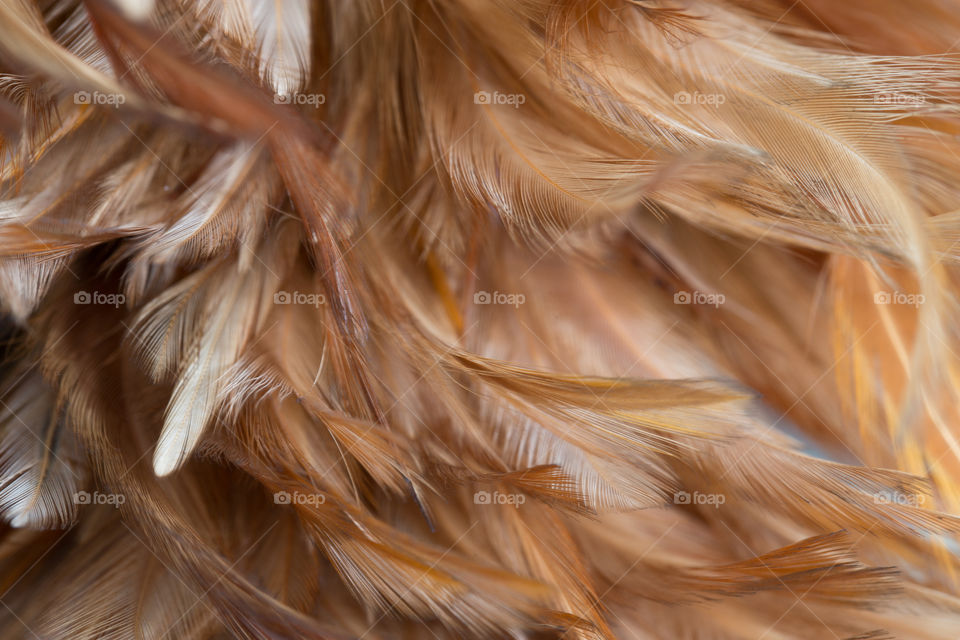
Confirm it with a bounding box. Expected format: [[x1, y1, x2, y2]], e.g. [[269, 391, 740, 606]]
[[1, 0, 960, 638]]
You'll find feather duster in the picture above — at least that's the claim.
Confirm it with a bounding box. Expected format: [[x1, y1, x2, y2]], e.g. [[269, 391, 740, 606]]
[[2, 0, 960, 637]]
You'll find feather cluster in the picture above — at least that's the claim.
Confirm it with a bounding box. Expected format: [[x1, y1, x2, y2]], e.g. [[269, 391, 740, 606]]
[[2, 0, 960, 638]]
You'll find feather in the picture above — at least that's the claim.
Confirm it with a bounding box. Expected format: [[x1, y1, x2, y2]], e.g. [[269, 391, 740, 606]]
[[5, 0, 960, 638], [0, 368, 85, 529], [142, 246, 283, 476], [242, 0, 312, 96]]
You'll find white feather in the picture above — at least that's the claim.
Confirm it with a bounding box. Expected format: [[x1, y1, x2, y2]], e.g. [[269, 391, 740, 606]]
[[242, 0, 311, 96]]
